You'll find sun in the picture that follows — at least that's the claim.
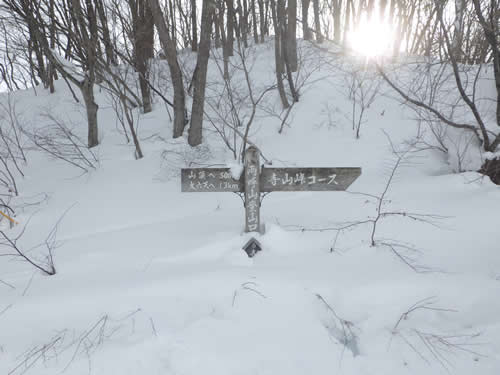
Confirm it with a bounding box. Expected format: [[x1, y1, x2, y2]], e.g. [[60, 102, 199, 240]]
[[346, 16, 395, 58]]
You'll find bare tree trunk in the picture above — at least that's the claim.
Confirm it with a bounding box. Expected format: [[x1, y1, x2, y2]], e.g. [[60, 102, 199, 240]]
[[48, 0, 56, 93], [301, 0, 312, 40], [264, 0, 270, 37], [282, 30, 299, 101], [82, 77, 99, 148], [353, 0, 362, 31], [226, 0, 235, 55], [73, 0, 100, 147], [148, 0, 187, 138], [379, 0, 388, 21], [281, 2, 298, 97], [122, 95, 144, 159], [140, 0, 154, 113], [218, 2, 230, 79], [30, 31, 48, 87], [388, 0, 397, 26], [343, 0, 352, 47], [312, 0, 322, 42], [479, 158, 500, 184], [214, 10, 221, 47], [472, 0, 500, 136], [242, 0, 249, 47], [452, 0, 466, 62], [333, 0, 342, 43], [189, 0, 214, 146], [20, 0, 49, 88], [252, 0, 259, 43], [258, 0, 266, 42], [191, 0, 198, 51], [168, 0, 177, 43], [366, 0, 375, 21], [96, 0, 116, 65], [287, 0, 297, 71], [130, 0, 154, 113], [271, 0, 289, 108]]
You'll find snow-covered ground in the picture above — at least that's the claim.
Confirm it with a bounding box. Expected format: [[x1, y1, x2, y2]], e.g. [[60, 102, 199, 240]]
[[1, 41, 500, 375]]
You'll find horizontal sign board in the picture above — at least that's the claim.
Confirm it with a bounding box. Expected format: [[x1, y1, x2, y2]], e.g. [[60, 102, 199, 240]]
[[181, 168, 243, 192], [182, 167, 361, 192], [260, 167, 361, 192]]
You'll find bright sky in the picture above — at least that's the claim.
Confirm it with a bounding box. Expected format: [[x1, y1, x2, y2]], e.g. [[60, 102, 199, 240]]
[[346, 14, 396, 58]]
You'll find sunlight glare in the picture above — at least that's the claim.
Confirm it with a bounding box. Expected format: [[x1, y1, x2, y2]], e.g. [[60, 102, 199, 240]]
[[347, 16, 395, 58]]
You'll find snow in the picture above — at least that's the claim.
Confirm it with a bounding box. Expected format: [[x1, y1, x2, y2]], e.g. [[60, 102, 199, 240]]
[[1, 40, 499, 375], [227, 161, 244, 180], [50, 48, 84, 79], [484, 151, 500, 160]]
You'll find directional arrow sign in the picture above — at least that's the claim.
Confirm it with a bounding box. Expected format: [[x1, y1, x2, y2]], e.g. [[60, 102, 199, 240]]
[[260, 167, 361, 192], [181, 167, 361, 193], [181, 147, 362, 237]]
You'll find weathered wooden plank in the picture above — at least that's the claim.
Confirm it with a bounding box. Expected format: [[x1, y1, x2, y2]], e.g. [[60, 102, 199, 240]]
[[181, 168, 243, 192], [182, 167, 362, 192], [260, 167, 361, 192], [244, 146, 261, 233]]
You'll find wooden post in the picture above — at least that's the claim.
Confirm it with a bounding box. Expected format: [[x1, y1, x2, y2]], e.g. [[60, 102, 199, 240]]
[[244, 146, 260, 233]]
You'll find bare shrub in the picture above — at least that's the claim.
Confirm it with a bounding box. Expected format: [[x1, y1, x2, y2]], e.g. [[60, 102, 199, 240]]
[[0, 223, 56, 276], [23, 112, 98, 173], [262, 43, 327, 135], [8, 308, 156, 375], [0, 94, 27, 198], [342, 63, 381, 138], [382, 60, 489, 173], [389, 297, 484, 371], [159, 139, 213, 180], [285, 134, 445, 272], [106, 66, 144, 159], [204, 43, 275, 162], [316, 293, 359, 357]]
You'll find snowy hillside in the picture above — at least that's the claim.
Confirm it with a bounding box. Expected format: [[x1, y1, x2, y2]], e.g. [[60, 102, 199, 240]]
[[1, 40, 500, 375]]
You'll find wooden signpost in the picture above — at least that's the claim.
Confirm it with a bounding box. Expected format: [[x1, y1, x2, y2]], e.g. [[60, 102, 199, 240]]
[[181, 146, 361, 255]]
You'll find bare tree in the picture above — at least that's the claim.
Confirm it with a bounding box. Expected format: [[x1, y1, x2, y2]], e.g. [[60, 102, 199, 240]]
[[374, 0, 499, 183], [149, 0, 188, 138], [3, 0, 102, 148]]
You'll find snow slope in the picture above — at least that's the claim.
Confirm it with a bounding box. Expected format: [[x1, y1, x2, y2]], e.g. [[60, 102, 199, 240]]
[[1, 40, 500, 375]]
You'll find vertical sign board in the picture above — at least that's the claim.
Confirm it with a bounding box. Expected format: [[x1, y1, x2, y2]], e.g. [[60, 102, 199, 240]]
[[244, 146, 260, 233]]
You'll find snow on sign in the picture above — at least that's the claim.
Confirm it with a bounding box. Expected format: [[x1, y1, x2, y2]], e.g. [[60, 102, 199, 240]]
[[181, 146, 361, 234]]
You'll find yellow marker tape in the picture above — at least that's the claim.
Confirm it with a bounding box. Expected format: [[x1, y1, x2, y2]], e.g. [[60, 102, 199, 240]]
[[0, 210, 18, 225]]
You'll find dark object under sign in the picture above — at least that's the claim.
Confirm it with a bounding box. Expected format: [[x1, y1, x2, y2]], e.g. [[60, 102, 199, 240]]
[[242, 237, 262, 257]]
